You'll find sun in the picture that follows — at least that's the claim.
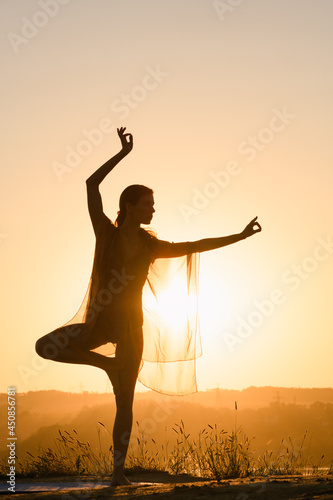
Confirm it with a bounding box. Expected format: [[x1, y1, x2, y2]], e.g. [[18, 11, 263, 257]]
[[142, 257, 200, 362], [151, 275, 197, 330]]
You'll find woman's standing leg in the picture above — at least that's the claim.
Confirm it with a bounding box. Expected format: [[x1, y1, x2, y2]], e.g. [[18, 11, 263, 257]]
[[109, 361, 140, 486], [109, 326, 143, 486]]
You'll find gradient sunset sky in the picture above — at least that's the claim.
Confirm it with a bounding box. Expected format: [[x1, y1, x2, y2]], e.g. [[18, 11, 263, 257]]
[[1, 0, 332, 394]]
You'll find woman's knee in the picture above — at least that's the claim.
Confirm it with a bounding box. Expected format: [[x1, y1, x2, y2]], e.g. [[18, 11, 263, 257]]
[[35, 336, 48, 359], [35, 335, 55, 360], [35, 330, 69, 360]]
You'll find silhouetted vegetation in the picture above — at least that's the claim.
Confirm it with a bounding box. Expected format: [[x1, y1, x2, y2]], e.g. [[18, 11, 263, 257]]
[[0, 388, 332, 479]]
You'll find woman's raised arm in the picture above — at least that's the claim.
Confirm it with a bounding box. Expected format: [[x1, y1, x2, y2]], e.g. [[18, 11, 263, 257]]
[[86, 127, 133, 236], [86, 127, 133, 186], [155, 217, 262, 258]]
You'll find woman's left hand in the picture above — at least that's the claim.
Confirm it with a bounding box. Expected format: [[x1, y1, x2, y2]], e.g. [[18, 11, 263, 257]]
[[242, 216, 262, 238]]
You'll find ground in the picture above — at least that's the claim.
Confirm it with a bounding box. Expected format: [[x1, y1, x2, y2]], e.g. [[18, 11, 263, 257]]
[[1, 472, 333, 499]]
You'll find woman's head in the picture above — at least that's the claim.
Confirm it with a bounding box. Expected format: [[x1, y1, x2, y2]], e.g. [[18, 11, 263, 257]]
[[115, 184, 155, 227]]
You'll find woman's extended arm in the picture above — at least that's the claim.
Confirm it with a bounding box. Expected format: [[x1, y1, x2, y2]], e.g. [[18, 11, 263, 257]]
[[155, 217, 262, 258], [86, 127, 133, 186], [86, 127, 133, 236]]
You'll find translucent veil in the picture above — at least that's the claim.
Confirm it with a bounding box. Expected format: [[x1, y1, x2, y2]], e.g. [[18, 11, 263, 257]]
[[57, 216, 202, 396], [139, 252, 202, 395]]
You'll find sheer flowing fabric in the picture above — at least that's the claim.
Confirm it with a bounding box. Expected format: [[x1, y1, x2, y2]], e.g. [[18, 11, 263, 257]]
[[56, 216, 202, 395], [140, 253, 202, 395]]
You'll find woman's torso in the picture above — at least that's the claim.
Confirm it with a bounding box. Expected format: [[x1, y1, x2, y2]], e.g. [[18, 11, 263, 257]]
[[95, 227, 154, 342]]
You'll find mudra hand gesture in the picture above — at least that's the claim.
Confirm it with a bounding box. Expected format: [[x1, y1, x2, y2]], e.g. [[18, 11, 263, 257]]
[[117, 127, 133, 155], [242, 216, 262, 238]]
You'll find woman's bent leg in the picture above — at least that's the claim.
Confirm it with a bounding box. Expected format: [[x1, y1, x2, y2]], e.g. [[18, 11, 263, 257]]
[[35, 324, 121, 372]]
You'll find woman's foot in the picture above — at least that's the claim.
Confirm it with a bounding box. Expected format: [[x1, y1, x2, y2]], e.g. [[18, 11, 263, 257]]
[[111, 473, 132, 486]]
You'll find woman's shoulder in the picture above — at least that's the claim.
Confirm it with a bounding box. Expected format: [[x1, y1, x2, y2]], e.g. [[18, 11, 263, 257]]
[[139, 228, 159, 253], [139, 228, 158, 243], [95, 214, 117, 242]]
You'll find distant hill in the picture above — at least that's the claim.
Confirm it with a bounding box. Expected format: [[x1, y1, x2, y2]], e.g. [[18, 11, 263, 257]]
[[1, 387, 332, 465], [141, 386, 333, 410], [1, 386, 332, 416]]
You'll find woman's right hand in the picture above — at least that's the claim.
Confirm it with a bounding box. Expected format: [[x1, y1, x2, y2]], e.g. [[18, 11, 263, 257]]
[[117, 127, 133, 155]]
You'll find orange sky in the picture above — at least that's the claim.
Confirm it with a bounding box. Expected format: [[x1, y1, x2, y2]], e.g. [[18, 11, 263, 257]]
[[1, 0, 333, 394]]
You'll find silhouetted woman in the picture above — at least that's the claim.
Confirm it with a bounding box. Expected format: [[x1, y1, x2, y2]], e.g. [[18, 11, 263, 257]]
[[35, 127, 261, 485]]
